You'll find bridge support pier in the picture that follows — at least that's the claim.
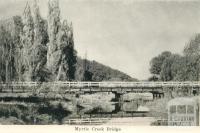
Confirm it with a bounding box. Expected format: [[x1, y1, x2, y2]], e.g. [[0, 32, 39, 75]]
[[152, 92, 164, 100], [113, 92, 124, 112], [192, 87, 199, 96], [153, 93, 157, 100]]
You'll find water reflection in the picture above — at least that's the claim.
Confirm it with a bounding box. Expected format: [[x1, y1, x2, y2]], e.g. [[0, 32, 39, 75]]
[[67, 92, 152, 119], [0, 92, 153, 124]]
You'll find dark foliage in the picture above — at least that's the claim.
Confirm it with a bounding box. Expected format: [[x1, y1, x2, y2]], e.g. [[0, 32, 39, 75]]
[[149, 34, 200, 81], [75, 58, 137, 81]]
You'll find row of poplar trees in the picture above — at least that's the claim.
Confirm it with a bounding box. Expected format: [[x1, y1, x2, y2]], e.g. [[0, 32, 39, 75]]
[[0, 0, 77, 82]]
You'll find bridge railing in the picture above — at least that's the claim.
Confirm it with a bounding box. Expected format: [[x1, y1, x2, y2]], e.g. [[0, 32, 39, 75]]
[[0, 81, 200, 88]]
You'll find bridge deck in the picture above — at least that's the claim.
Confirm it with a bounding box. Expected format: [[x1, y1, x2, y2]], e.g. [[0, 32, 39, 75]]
[[0, 81, 200, 88]]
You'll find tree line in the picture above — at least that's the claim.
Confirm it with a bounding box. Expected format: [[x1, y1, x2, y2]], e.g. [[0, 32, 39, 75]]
[[149, 34, 200, 81], [0, 0, 77, 82]]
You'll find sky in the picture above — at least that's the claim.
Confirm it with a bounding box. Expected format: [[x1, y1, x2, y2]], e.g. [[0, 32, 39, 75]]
[[1, 0, 200, 80]]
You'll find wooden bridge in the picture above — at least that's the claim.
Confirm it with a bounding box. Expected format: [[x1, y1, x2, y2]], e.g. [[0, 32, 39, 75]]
[[0, 82, 199, 98], [1, 81, 200, 88]]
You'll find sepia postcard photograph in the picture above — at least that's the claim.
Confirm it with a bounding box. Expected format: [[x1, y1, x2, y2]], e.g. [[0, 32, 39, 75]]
[[0, 0, 200, 132]]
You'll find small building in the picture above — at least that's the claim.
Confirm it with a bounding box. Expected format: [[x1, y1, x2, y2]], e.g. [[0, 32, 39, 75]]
[[167, 97, 199, 126]]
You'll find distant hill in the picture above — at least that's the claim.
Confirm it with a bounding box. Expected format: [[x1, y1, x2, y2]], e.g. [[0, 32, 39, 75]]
[[75, 57, 137, 81]]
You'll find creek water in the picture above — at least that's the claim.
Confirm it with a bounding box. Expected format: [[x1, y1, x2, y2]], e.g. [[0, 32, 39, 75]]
[[0, 92, 154, 125], [64, 92, 154, 125]]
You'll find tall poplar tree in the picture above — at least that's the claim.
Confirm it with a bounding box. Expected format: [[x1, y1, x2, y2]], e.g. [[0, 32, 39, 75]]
[[65, 22, 77, 81], [21, 2, 34, 81], [56, 21, 77, 81], [46, 0, 77, 81], [47, 0, 61, 72], [0, 26, 13, 82], [32, 0, 48, 81]]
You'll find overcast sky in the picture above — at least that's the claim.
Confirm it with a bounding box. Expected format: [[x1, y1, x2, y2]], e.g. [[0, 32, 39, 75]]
[[0, 0, 200, 80]]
